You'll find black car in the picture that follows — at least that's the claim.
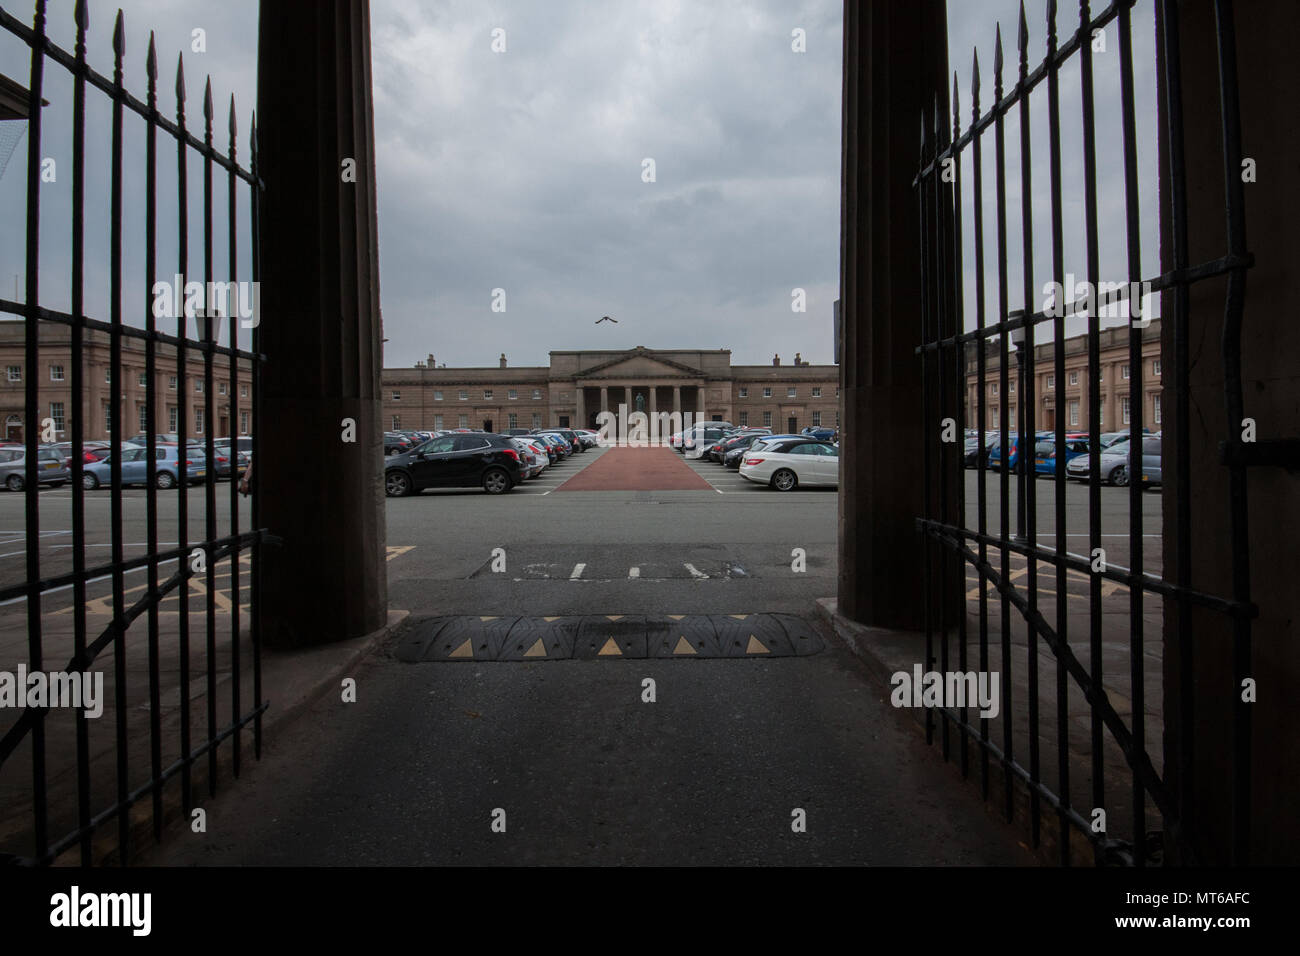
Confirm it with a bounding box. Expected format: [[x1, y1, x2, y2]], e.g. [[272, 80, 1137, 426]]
[[385, 433, 524, 496], [534, 428, 584, 453]]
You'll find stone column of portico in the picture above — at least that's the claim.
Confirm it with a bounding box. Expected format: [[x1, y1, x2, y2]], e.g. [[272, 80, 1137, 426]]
[[696, 385, 705, 424], [576, 384, 585, 431], [648, 384, 658, 443], [672, 385, 681, 422]]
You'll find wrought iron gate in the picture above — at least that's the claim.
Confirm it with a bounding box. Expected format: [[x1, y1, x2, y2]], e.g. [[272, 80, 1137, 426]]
[[0, 0, 268, 865], [914, 0, 1254, 865]]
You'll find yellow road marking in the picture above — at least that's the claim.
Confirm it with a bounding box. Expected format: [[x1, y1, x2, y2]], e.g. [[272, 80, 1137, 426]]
[[524, 638, 546, 658], [597, 637, 622, 656], [449, 638, 473, 659], [746, 635, 770, 655], [667, 614, 685, 620], [386, 546, 414, 561], [672, 636, 696, 655]]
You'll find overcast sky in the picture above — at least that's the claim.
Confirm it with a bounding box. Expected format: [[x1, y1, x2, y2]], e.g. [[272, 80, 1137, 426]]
[[0, 0, 1159, 369]]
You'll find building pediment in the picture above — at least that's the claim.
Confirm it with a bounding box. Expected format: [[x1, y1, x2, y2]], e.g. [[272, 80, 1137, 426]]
[[577, 350, 704, 380]]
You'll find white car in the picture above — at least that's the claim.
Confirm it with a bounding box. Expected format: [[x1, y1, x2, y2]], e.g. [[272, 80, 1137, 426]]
[[511, 438, 550, 479], [738, 438, 840, 491]]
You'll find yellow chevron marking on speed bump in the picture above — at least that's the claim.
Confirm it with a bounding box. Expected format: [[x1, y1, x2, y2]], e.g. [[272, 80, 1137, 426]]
[[730, 614, 749, 620], [386, 546, 415, 561], [524, 638, 547, 658], [667, 615, 686, 620], [598, 637, 622, 656], [673, 636, 696, 655], [606, 615, 624, 621], [449, 638, 474, 659], [480, 616, 498, 621], [746, 635, 770, 655], [543, 616, 561, 622]]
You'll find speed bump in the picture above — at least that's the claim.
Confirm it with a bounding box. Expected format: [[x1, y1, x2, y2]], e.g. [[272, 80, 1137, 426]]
[[395, 613, 824, 662]]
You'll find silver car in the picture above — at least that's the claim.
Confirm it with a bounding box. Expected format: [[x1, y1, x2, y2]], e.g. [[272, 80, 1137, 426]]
[[0, 445, 71, 491]]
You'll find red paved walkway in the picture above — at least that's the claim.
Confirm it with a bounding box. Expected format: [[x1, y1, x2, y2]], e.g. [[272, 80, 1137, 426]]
[[556, 446, 714, 491]]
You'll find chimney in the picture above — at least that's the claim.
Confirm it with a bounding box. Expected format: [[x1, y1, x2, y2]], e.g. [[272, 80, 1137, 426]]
[[499, 353, 507, 368], [772, 353, 781, 367], [794, 352, 802, 366], [427, 353, 435, 367]]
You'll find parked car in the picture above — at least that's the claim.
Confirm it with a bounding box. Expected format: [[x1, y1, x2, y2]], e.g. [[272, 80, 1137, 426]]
[[739, 438, 840, 491], [0, 445, 70, 490], [1065, 436, 1160, 487], [82, 444, 207, 489], [683, 425, 729, 459], [533, 428, 583, 454], [384, 433, 524, 496], [1024, 436, 1091, 475], [799, 426, 837, 441], [384, 433, 414, 456], [511, 438, 549, 479], [535, 432, 568, 459]]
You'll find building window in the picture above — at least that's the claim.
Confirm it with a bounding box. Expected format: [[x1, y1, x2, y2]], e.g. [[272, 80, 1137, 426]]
[[219, 382, 227, 396], [1121, 364, 1130, 380], [392, 415, 400, 429], [239, 410, 249, 434], [458, 414, 469, 428], [508, 413, 517, 429], [50, 402, 64, 432], [532, 389, 542, 400], [811, 387, 821, 398], [105, 368, 112, 384], [138, 405, 148, 433], [762, 387, 772, 398], [6, 366, 20, 382], [434, 415, 444, 430], [483, 389, 493, 400], [738, 387, 748, 398], [459, 390, 468, 401], [1152, 359, 1161, 377], [139, 372, 149, 387], [433, 390, 443, 401], [991, 382, 998, 396], [1098, 369, 1105, 384], [50, 365, 64, 382], [1121, 396, 1131, 425], [812, 411, 822, 427], [1153, 394, 1162, 424], [1044, 376, 1053, 390], [195, 407, 204, 434], [1009, 405, 1016, 423], [787, 387, 796, 398], [104, 403, 112, 431], [195, 380, 203, 393], [1068, 370, 1078, 386], [168, 406, 178, 432], [531, 413, 541, 428], [392, 391, 400, 401], [1098, 403, 1104, 426], [508, 389, 517, 400], [1068, 400, 1079, 427], [241, 385, 248, 398], [169, 375, 178, 390], [990, 406, 998, 428], [739, 411, 748, 426], [762, 411, 772, 427]]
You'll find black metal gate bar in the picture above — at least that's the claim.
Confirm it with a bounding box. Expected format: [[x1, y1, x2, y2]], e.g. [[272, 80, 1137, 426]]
[[70, 0, 92, 867], [174, 48, 193, 818], [1115, 0, 1146, 865], [911, 0, 1256, 865], [992, 27, 1014, 825], [20, 0, 48, 864], [249, 116, 263, 761], [202, 78, 218, 798], [226, 96, 242, 781], [949, 73, 970, 781], [933, 99, 953, 765], [919, 109, 935, 752], [1045, 0, 1072, 867], [0, 0, 270, 867], [1015, 8, 1041, 851]]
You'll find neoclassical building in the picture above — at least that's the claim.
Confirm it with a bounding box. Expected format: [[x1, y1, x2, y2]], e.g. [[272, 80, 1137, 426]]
[[381, 346, 840, 434]]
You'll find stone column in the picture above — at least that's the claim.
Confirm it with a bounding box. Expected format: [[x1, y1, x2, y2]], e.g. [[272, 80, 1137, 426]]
[[838, 0, 953, 629], [648, 384, 658, 443], [575, 384, 585, 431], [695, 385, 705, 424], [257, 0, 387, 646]]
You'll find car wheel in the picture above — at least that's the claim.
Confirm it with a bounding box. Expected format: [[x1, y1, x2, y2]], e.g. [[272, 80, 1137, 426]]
[[385, 471, 412, 497], [82, 472, 99, 490], [482, 467, 511, 495], [156, 470, 176, 489], [6, 474, 23, 491], [1110, 464, 1129, 487], [771, 468, 798, 492]]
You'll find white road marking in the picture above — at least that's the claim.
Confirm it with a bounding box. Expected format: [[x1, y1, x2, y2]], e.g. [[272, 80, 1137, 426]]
[[683, 563, 709, 579], [570, 562, 586, 580], [628, 566, 640, 578]]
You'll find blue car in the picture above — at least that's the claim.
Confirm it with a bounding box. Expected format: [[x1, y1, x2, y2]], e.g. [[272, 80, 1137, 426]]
[[800, 426, 837, 441], [82, 443, 208, 490]]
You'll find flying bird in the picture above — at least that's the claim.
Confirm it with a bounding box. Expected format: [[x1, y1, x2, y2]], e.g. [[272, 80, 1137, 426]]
[[595, 315, 617, 324]]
